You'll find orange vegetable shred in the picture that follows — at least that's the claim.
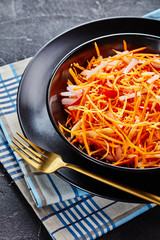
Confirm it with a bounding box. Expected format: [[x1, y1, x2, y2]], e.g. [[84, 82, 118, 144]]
[[59, 41, 160, 168]]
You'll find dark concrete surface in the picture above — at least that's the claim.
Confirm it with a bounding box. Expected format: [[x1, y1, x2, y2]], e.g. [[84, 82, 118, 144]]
[[1, 0, 160, 239]]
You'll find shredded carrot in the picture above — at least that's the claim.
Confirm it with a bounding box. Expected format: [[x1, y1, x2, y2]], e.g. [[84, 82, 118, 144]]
[[123, 40, 127, 51], [59, 41, 160, 168], [69, 68, 82, 85], [81, 113, 91, 156], [73, 62, 85, 71], [94, 42, 101, 58]]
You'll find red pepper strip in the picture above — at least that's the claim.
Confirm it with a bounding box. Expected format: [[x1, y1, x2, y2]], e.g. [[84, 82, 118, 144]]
[[155, 103, 160, 112], [104, 89, 117, 99]]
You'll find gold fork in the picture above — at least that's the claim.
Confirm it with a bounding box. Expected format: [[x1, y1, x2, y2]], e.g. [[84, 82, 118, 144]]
[[10, 132, 160, 205]]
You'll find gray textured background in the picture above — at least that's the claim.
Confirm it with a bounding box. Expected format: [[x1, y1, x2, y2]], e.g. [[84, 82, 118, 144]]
[[1, 0, 160, 239], [0, 0, 159, 66]]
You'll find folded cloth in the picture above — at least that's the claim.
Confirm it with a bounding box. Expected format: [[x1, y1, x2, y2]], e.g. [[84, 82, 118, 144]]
[[0, 58, 88, 208], [143, 8, 160, 19], [0, 10, 159, 240]]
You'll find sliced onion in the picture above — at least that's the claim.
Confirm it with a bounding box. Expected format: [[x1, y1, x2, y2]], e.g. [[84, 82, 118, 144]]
[[67, 85, 76, 90], [81, 69, 91, 76], [114, 50, 129, 56], [81, 51, 129, 79], [107, 60, 119, 66], [81, 60, 109, 79], [139, 59, 146, 64], [122, 56, 131, 64], [123, 58, 139, 74], [71, 119, 82, 139], [141, 72, 155, 76], [60, 91, 77, 97], [146, 74, 159, 84], [86, 128, 115, 138], [128, 126, 137, 140], [67, 85, 83, 95], [119, 88, 148, 101], [104, 154, 115, 161], [61, 94, 82, 106], [119, 91, 141, 101], [106, 79, 113, 87], [151, 59, 160, 68], [61, 98, 79, 105], [115, 146, 122, 161]]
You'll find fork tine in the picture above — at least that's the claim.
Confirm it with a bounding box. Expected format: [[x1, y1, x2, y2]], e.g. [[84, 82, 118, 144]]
[[10, 144, 41, 170], [17, 132, 50, 156], [12, 140, 43, 164], [13, 136, 47, 162]]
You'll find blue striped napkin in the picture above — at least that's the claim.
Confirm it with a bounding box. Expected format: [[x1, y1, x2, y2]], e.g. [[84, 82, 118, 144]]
[[0, 9, 159, 240], [143, 8, 160, 19]]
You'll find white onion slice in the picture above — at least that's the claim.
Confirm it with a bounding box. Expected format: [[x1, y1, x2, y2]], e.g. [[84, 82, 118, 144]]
[[123, 58, 139, 74], [67, 85, 83, 95], [151, 59, 160, 69], [115, 146, 122, 161], [81, 60, 109, 79], [141, 72, 155, 76], [146, 74, 159, 84], [61, 98, 79, 105], [81, 69, 91, 76], [119, 91, 141, 101], [71, 119, 82, 139], [114, 50, 129, 56], [67, 85, 76, 90], [104, 154, 114, 161], [60, 91, 77, 97], [81, 51, 129, 79], [119, 89, 148, 101], [107, 60, 119, 66], [106, 79, 113, 87]]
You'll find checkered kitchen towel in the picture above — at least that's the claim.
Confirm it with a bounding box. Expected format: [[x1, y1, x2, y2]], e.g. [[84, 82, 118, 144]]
[[0, 10, 159, 240]]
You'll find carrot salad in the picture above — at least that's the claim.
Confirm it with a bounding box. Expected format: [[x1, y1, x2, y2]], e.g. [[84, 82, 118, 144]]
[[59, 41, 160, 168]]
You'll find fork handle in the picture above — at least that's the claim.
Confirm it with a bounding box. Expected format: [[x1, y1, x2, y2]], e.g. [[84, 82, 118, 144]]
[[66, 163, 160, 205]]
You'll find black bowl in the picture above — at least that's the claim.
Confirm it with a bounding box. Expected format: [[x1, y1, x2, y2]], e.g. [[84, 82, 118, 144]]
[[47, 33, 160, 173], [17, 17, 160, 201]]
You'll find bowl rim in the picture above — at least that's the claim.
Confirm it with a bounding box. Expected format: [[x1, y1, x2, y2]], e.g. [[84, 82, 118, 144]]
[[47, 32, 160, 172]]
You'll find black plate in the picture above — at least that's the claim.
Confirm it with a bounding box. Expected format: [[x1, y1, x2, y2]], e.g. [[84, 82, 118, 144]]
[[17, 17, 160, 203]]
